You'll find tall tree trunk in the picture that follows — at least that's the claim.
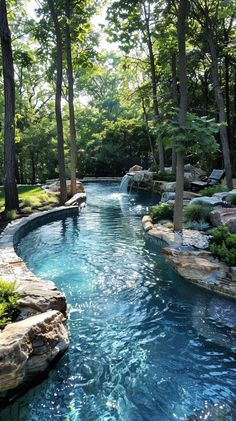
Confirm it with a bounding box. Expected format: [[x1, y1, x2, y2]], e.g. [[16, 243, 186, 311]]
[[174, 0, 188, 234], [232, 66, 236, 173], [0, 0, 19, 211], [143, 3, 165, 172], [171, 53, 178, 173], [48, 0, 67, 204], [206, 30, 233, 189], [65, 0, 78, 196], [141, 95, 157, 167]]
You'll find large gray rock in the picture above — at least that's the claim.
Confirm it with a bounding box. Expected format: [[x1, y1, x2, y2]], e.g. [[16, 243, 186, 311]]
[[210, 208, 236, 232], [46, 180, 85, 196], [0, 310, 69, 398], [190, 196, 224, 206], [153, 181, 176, 193], [65, 193, 86, 207], [162, 247, 234, 297], [128, 165, 143, 173]]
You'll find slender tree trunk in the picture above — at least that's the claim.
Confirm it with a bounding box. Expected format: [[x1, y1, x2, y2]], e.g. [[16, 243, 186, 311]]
[[171, 53, 178, 173], [48, 0, 67, 204], [141, 96, 157, 167], [206, 30, 233, 189], [173, 0, 188, 234], [143, 3, 165, 172], [232, 67, 236, 173], [0, 0, 19, 211], [65, 0, 78, 196]]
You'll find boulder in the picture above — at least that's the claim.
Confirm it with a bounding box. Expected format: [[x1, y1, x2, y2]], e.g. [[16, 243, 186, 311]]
[[153, 181, 176, 193], [213, 189, 236, 200], [162, 247, 229, 287], [46, 180, 85, 196], [65, 193, 86, 207], [210, 208, 236, 231], [0, 310, 69, 398], [128, 165, 143, 173], [161, 191, 201, 203], [190, 196, 224, 207], [142, 215, 153, 224], [143, 221, 153, 232]]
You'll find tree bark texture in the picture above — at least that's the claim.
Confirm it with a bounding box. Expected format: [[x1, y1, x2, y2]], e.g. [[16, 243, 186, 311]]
[[141, 96, 157, 167], [206, 30, 233, 189], [48, 0, 67, 204], [171, 53, 178, 173], [65, 0, 78, 196], [0, 0, 19, 211], [143, 3, 165, 172], [174, 0, 188, 234]]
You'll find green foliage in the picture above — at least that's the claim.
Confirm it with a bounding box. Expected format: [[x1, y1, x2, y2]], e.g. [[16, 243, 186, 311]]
[[199, 185, 229, 197], [184, 202, 212, 223], [209, 227, 236, 266], [6, 210, 18, 220], [209, 226, 230, 245], [150, 203, 174, 222], [155, 172, 176, 182], [159, 112, 220, 157], [0, 280, 19, 330], [225, 194, 236, 206]]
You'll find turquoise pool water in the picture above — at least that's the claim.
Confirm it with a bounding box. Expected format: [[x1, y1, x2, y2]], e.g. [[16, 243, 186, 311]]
[[3, 182, 236, 420]]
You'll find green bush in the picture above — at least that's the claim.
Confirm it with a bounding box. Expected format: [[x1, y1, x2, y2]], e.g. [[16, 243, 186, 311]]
[[156, 172, 176, 182], [184, 219, 210, 231], [209, 226, 236, 266], [0, 280, 19, 330], [225, 193, 236, 206], [184, 202, 212, 223], [209, 226, 229, 245], [150, 203, 174, 222], [199, 185, 228, 197]]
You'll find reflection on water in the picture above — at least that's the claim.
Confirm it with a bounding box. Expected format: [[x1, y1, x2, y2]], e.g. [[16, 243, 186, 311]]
[[2, 182, 236, 421]]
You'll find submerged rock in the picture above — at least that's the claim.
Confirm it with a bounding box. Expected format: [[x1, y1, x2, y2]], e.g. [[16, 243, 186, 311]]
[[0, 310, 68, 401]]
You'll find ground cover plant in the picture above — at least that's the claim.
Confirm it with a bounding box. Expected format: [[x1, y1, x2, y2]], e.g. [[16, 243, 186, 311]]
[[0, 280, 19, 330], [209, 226, 236, 266], [199, 185, 229, 197], [184, 202, 212, 223], [0, 186, 59, 215], [150, 203, 174, 222]]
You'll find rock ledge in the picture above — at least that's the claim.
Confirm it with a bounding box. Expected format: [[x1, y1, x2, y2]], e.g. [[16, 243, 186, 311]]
[[0, 206, 77, 405]]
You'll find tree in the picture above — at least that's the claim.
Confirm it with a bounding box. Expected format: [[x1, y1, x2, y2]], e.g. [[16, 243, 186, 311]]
[[191, 0, 233, 189], [47, 0, 67, 204], [0, 0, 19, 211], [173, 0, 188, 234]]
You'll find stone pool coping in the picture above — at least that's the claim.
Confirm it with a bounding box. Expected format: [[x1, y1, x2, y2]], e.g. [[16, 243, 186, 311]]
[[142, 215, 236, 300], [0, 206, 79, 405]]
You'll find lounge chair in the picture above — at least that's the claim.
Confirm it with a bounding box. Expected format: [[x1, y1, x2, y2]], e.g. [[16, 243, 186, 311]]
[[191, 169, 225, 191]]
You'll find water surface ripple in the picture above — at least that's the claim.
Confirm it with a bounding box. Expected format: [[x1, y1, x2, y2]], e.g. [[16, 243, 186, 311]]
[[3, 182, 236, 421]]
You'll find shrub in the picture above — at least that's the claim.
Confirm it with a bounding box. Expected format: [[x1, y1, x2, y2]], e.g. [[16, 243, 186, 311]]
[[156, 172, 176, 182], [184, 202, 212, 223], [225, 193, 236, 206], [150, 203, 174, 222], [209, 226, 230, 245], [199, 185, 228, 197], [21, 206, 32, 214], [0, 280, 19, 330], [6, 210, 17, 220], [209, 226, 236, 266], [184, 219, 210, 231]]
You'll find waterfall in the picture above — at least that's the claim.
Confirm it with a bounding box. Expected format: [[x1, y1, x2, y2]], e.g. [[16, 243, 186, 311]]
[[119, 174, 132, 193]]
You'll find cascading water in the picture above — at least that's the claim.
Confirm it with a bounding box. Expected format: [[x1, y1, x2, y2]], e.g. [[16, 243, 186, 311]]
[[119, 174, 132, 193]]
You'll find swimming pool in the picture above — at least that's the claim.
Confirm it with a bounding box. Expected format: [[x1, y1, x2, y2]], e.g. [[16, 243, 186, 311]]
[[3, 182, 236, 420]]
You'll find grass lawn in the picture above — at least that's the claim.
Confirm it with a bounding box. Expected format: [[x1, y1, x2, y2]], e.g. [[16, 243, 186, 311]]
[[0, 185, 58, 212]]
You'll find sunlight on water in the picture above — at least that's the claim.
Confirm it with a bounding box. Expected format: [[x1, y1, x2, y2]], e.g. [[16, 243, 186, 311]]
[[2, 182, 236, 421]]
